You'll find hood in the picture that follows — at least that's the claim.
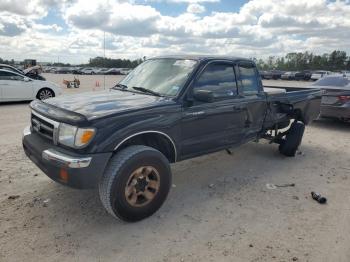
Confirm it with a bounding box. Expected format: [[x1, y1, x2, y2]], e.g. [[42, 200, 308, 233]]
[[44, 89, 173, 120], [24, 65, 41, 74]]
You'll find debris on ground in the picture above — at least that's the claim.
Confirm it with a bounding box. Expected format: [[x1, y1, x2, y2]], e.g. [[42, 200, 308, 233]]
[[311, 192, 327, 204], [43, 198, 51, 207], [8, 195, 20, 200], [266, 183, 277, 189], [266, 183, 295, 189], [275, 183, 295, 188]]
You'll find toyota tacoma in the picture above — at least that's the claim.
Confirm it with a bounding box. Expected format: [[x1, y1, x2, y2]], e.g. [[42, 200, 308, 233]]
[[22, 56, 322, 222]]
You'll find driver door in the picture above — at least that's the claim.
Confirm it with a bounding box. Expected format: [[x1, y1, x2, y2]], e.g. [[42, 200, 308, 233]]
[[1, 71, 33, 101], [180, 62, 247, 158]]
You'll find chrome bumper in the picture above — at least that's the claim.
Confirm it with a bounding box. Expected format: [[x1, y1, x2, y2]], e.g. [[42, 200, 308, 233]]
[[42, 149, 92, 168], [23, 125, 91, 169]]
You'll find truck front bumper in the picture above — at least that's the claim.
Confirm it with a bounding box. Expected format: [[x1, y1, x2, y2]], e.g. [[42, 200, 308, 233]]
[[22, 126, 112, 189]]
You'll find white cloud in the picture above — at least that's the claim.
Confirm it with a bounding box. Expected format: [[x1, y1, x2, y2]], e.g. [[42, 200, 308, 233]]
[[167, 0, 218, 2], [187, 3, 206, 13], [1, 0, 350, 63]]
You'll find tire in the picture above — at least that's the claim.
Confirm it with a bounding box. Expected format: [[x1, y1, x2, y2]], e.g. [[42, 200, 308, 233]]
[[279, 122, 305, 157], [37, 88, 54, 100], [99, 145, 172, 222]]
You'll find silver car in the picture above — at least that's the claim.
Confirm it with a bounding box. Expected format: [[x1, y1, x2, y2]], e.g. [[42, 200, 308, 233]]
[[312, 75, 350, 121]]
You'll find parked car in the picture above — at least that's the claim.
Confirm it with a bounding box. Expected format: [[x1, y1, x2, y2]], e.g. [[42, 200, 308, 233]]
[[0, 64, 24, 75], [311, 71, 331, 81], [54, 67, 72, 74], [22, 56, 322, 222], [97, 68, 110, 75], [23, 66, 46, 81], [81, 68, 97, 75], [105, 68, 121, 75], [120, 68, 132, 75], [0, 69, 62, 102], [311, 75, 350, 121], [294, 71, 312, 81], [1, 64, 46, 81], [47, 67, 58, 73], [71, 67, 83, 75], [341, 71, 350, 78], [260, 70, 285, 80], [259, 70, 273, 79], [281, 71, 296, 80]]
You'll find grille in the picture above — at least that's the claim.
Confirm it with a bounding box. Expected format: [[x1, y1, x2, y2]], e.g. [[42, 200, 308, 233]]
[[31, 111, 59, 144]]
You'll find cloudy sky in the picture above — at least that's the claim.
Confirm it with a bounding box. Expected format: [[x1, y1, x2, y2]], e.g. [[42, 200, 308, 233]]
[[0, 0, 349, 64]]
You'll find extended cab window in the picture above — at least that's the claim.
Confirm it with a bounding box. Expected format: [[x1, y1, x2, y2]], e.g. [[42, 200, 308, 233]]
[[194, 63, 237, 96], [238, 63, 259, 94]]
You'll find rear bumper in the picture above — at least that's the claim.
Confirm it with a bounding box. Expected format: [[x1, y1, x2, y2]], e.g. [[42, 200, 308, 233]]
[[22, 127, 112, 189], [320, 105, 350, 120]]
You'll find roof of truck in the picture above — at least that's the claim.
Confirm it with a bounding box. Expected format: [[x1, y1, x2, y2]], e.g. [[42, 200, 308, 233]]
[[151, 55, 252, 62]]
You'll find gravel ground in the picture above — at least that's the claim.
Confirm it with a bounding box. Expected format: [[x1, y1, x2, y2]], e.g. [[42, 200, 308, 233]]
[[0, 75, 349, 262]]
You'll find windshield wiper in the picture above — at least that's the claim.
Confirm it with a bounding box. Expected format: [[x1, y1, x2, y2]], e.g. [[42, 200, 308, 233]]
[[112, 83, 128, 90], [132, 86, 162, 97]]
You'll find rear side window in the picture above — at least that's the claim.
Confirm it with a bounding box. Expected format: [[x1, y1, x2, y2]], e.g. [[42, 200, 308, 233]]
[[0, 71, 23, 81], [194, 63, 237, 96], [238, 63, 259, 94]]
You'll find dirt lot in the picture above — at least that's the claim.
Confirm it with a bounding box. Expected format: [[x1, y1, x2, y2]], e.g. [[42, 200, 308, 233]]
[[0, 75, 350, 262]]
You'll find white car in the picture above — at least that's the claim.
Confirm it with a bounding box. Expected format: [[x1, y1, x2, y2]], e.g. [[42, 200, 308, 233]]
[[81, 68, 97, 75], [311, 71, 331, 81], [0, 69, 62, 102]]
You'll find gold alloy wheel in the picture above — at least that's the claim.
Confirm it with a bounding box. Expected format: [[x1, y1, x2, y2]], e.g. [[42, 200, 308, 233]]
[[124, 166, 160, 207]]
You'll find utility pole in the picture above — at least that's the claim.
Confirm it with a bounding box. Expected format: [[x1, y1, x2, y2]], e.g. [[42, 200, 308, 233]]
[[103, 31, 106, 90]]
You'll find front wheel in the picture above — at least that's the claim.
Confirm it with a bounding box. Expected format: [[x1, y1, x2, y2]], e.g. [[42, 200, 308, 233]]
[[99, 145, 172, 222]]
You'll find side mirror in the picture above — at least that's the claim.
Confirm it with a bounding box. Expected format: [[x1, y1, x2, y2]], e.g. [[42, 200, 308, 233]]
[[23, 77, 31, 82], [193, 89, 214, 103]]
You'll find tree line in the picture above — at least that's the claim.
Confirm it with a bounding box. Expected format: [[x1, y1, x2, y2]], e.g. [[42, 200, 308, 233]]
[[0, 56, 144, 68], [254, 50, 350, 71], [86, 56, 144, 68], [2, 51, 350, 71], [44, 57, 144, 68]]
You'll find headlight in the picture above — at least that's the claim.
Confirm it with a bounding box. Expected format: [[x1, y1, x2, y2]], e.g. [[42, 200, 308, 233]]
[[58, 123, 95, 148]]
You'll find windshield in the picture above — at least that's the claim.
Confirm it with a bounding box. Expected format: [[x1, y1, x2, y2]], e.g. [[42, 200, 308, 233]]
[[118, 58, 197, 96]]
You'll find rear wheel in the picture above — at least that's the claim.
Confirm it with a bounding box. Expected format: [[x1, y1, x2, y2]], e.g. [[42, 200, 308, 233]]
[[99, 145, 172, 222], [279, 121, 305, 157], [37, 88, 54, 100]]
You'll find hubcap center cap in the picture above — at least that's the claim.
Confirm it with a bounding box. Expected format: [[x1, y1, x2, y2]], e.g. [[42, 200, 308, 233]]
[[135, 177, 148, 192]]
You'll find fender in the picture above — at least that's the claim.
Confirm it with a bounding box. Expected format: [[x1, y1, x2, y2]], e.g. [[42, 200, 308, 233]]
[[113, 130, 178, 162]]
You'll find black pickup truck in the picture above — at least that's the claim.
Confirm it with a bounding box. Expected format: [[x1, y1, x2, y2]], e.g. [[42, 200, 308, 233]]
[[22, 56, 322, 222]]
